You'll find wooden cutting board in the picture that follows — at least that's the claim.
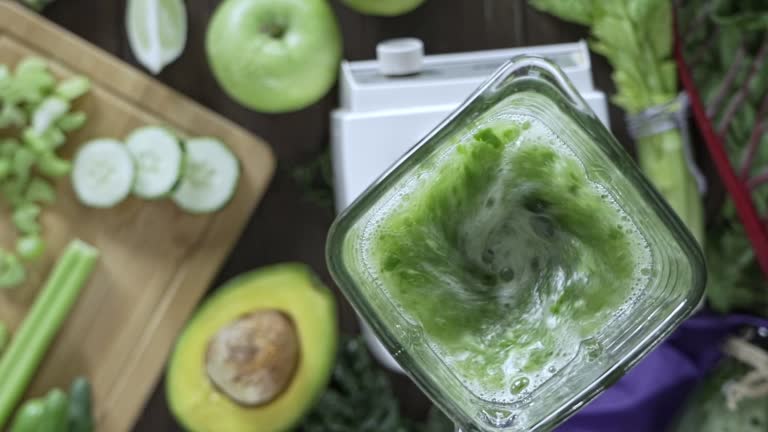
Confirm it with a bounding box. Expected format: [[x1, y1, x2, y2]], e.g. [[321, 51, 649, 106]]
[[0, 2, 275, 430]]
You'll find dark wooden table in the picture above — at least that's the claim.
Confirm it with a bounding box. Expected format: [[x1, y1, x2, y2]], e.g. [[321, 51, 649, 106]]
[[39, 1, 628, 429]]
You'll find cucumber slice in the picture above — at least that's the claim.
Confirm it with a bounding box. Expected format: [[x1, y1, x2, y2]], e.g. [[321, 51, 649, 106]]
[[72, 139, 135, 208], [172, 137, 239, 214], [125, 126, 183, 199]]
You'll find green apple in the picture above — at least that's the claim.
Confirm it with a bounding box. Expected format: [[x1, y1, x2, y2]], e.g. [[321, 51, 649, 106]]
[[206, 0, 342, 113], [341, 0, 426, 16]]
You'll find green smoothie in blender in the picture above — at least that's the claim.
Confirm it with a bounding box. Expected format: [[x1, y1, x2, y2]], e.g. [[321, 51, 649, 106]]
[[362, 115, 650, 402], [327, 56, 705, 432]]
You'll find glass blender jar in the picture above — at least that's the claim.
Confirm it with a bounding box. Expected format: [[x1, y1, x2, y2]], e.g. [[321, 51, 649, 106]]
[[326, 56, 706, 432]]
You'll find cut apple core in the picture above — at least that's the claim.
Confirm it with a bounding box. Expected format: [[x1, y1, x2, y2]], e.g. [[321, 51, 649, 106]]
[[205, 310, 299, 406]]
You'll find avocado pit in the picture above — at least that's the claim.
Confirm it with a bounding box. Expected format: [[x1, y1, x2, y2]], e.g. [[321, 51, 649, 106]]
[[206, 310, 299, 406]]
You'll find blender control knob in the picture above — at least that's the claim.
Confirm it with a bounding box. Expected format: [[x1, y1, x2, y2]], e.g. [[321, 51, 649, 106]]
[[377, 38, 424, 76]]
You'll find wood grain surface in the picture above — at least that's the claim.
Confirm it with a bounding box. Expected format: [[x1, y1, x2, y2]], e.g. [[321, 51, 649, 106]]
[[0, 2, 274, 431], [10, 0, 628, 430]]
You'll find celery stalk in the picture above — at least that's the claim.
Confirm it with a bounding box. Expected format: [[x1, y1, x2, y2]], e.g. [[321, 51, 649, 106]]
[[637, 129, 704, 244], [0, 239, 99, 428]]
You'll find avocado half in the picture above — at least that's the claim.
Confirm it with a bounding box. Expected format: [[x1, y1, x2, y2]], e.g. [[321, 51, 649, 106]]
[[166, 264, 338, 432]]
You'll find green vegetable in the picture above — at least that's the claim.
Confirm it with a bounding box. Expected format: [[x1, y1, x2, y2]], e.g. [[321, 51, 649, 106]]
[[0, 57, 90, 289], [0, 240, 99, 429], [21, 128, 50, 154], [12, 203, 41, 235], [291, 147, 334, 209], [170, 137, 239, 213], [15, 57, 47, 76], [16, 235, 45, 261], [0, 249, 26, 289], [531, 0, 704, 244], [25, 177, 55, 204], [13, 146, 35, 180], [38, 388, 68, 432], [8, 389, 69, 432], [35, 152, 71, 177], [42, 127, 66, 150], [67, 377, 94, 432], [0, 322, 9, 353], [8, 398, 46, 432], [0, 104, 25, 129], [31, 96, 69, 134], [677, 0, 768, 314], [56, 112, 87, 132], [54, 77, 90, 101]]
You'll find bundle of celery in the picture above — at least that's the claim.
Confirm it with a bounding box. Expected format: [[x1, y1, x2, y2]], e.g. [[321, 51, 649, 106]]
[[531, 0, 704, 245]]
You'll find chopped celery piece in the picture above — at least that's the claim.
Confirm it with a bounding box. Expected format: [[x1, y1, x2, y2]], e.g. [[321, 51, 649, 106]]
[[25, 177, 55, 204], [0, 239, 99, 427], [31, 96, 69, 134], [12, 204, 41, 235], [36, 152, 71, 177], [0, 249, 25, 289], [14, 57, 47, 76], [16, 235, 45, 261], [9, 73, 52, 105], [56, 111, 87, 132], [21, 128, 48, 153], [42, 127, 65, 149], [0, 104, 25, 128], [23, 127, 65, 153], [0, 56, 91, 292], [12, 147, 35, 180], [0, 323, 7, 353], [54, 77, 90, 101]]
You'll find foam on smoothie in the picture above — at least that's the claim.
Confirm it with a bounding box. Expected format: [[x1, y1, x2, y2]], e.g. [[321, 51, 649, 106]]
[[361, 115, 652, 403]]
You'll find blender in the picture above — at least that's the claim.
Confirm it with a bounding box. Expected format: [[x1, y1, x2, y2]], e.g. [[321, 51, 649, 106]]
[[327, 56, 706, 431]]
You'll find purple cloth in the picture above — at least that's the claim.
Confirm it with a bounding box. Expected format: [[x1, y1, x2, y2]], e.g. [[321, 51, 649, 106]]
[[558, 312, 768, 432]]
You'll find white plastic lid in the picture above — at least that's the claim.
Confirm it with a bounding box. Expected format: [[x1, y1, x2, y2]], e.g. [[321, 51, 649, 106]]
[[376, 38, 424, 76]]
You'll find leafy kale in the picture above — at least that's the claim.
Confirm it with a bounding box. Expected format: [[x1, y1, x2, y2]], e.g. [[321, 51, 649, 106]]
[[291, 147, 335, 210], [301, 337, 433, 432]]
